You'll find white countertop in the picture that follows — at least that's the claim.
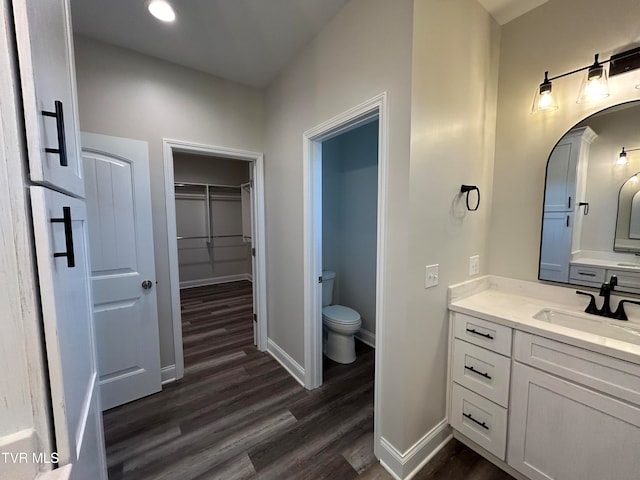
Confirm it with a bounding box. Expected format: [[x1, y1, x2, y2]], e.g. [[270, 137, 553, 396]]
[[571, 257, 640, 272], [448, 276, 640, 365]]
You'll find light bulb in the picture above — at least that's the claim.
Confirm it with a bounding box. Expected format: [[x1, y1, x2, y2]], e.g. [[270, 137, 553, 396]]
[[148, 0, 176, 22]]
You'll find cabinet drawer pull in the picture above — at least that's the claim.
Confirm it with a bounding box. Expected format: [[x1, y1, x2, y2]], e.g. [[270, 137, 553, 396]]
[[51, 206, 75, 268], [465, 328, 494, 340], [465, 365, 492, 380], [42, 100, 68, 167], [578, 272, 596, 277], [463, 412, 489, 430]]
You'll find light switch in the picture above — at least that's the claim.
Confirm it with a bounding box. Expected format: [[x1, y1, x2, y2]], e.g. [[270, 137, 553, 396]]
[[425, 264, 439, 288], [469, 255, 480, 276]]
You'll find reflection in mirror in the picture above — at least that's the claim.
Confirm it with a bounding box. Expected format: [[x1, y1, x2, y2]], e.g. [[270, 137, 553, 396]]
[[539, 101, 640, 294], [616, 175, 640, 246]]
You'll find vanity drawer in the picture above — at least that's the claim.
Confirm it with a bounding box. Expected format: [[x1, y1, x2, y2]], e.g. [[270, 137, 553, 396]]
[[569, 264, 605, 284], [452, 339, 511, 407], [514, 331, 640, 405], [450, 383, 508, 460], [453, 313, 512, 356], [607, 269, 640, 293]]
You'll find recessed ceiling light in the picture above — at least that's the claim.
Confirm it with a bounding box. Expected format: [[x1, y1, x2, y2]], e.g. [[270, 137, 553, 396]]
[[148, 0, 176, 22]]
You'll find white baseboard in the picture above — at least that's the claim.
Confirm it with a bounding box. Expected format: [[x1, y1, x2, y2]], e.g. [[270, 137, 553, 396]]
[[160, 365, 176, 385], [378, 419, 452, 479], [355, 328, 376, 348], [267, 338, 305, 387], [179, 273, 251, 289], [0, 429, 40, 480]]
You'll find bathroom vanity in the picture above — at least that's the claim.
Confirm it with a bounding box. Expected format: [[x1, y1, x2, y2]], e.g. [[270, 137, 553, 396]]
[[447, 276, 640, 480]]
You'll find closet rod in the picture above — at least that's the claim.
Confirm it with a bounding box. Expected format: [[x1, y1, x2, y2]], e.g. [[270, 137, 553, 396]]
[[174, 181, 243, 189], [177, 234, 244, 240]]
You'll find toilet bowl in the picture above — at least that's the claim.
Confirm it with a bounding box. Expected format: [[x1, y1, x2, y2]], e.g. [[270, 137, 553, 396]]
[[321, 271, 362, 364]]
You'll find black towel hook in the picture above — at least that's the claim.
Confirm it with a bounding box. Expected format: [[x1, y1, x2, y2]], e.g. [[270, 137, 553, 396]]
[[460, 185, 480, 211]]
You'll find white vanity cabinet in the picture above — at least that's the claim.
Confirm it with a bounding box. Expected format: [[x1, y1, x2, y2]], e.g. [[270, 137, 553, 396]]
[[448, 313, 512, 460], [447, 311, 640, 480], [508, 332, 640, 480]]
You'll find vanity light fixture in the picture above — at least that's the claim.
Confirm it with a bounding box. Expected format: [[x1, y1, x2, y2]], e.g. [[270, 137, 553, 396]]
[[617, 147, 640, 166], [576, 54, 609, 103], [532, 71, 559, 113], [148, 0, 176, 22], [532, 46, 640, 113]]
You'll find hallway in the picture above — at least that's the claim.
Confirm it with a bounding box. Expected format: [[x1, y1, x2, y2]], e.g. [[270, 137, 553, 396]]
[[103, 281, 378, 479], [102, 281, 512, 479]]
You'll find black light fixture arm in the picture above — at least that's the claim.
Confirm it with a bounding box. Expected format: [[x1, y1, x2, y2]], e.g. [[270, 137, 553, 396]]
[[544, 48, 640, 83]]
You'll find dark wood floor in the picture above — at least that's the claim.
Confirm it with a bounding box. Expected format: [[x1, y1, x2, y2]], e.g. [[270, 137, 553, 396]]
[[103, 281, 514, 480]]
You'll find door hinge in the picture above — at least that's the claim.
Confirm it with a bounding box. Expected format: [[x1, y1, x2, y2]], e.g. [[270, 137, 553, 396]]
[[318, 276, 323, 284], [253, 313, 257, 322], [252, 247, 256, 257]]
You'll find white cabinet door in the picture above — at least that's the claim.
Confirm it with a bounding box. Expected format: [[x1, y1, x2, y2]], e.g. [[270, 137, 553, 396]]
[[30, 186, 106, 480], [539, 212, 572, 282], [508, 362, 640, 480], [13, 0, 85, 197], [82, 133, 162, 410], [543, 141, 574, 212]]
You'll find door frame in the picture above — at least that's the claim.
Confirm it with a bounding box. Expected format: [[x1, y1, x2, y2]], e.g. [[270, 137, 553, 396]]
[[163, 139, 268, 380], [302, 92, 389, 442]]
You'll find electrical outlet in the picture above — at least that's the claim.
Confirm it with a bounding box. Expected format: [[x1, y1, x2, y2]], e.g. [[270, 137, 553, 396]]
[[425, 264, 439, 288], [469, 255, 480, 276]]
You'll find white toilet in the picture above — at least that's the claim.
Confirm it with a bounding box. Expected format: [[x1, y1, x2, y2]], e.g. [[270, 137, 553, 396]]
[[322, 270, 362, 364]]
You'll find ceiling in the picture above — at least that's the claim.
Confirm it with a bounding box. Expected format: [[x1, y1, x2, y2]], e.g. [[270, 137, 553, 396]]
[[70, 0, 350, 88], [71, 0, 550, 89], [478, 0, 550, 25]]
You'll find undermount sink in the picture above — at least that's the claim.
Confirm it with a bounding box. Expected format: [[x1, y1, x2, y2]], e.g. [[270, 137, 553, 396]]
[[533, 309, 640, 344]]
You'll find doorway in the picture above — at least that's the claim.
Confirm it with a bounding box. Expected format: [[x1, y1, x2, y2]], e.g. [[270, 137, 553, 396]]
[[303, 93, 389, 454], [163, 140, 268, 381]]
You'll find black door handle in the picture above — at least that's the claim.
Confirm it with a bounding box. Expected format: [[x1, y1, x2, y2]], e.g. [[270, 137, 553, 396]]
[[51, 206, 75, 267], [42, 100, 68, 167]]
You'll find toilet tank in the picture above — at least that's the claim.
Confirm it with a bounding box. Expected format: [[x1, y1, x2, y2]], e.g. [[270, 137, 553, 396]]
[[322, 270, 336, 307]]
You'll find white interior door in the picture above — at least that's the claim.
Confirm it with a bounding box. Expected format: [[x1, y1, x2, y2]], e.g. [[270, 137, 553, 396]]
[[81, 132, 161, 410], [30, 186, 107, 480]]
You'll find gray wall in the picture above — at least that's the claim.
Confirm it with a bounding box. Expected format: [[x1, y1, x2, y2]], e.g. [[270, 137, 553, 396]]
[[264, 0, 414, 450], [322, 121, 378, 335], [264, 0, 500, 454], [407, 0, 500, 452], [174, 154, 251, 286], [489, 0, 640, 281], [74, 36, 264, 370]]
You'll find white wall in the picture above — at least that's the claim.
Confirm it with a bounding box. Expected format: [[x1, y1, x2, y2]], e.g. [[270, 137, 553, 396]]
[[489, 0, 640, 281], [407, 0, 500, 453], [73, 36, 264, 369], [264, 0, 413, 451], [322, 121, 378, 335]]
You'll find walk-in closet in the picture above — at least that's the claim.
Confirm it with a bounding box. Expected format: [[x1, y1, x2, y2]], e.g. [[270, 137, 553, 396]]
[[173, 153, 253, 288]]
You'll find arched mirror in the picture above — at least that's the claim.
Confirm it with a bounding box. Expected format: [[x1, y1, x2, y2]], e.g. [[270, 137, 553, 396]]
[[539, 101, 640, 294]]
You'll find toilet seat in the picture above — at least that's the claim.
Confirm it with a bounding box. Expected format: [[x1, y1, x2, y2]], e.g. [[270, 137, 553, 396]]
[[322, 305, 361, 324]]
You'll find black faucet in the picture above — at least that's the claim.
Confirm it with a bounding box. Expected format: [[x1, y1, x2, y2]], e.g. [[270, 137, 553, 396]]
[[576, 275, 627, 320], [599, 275, 617, 317], [575, 275, 640, 321]]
